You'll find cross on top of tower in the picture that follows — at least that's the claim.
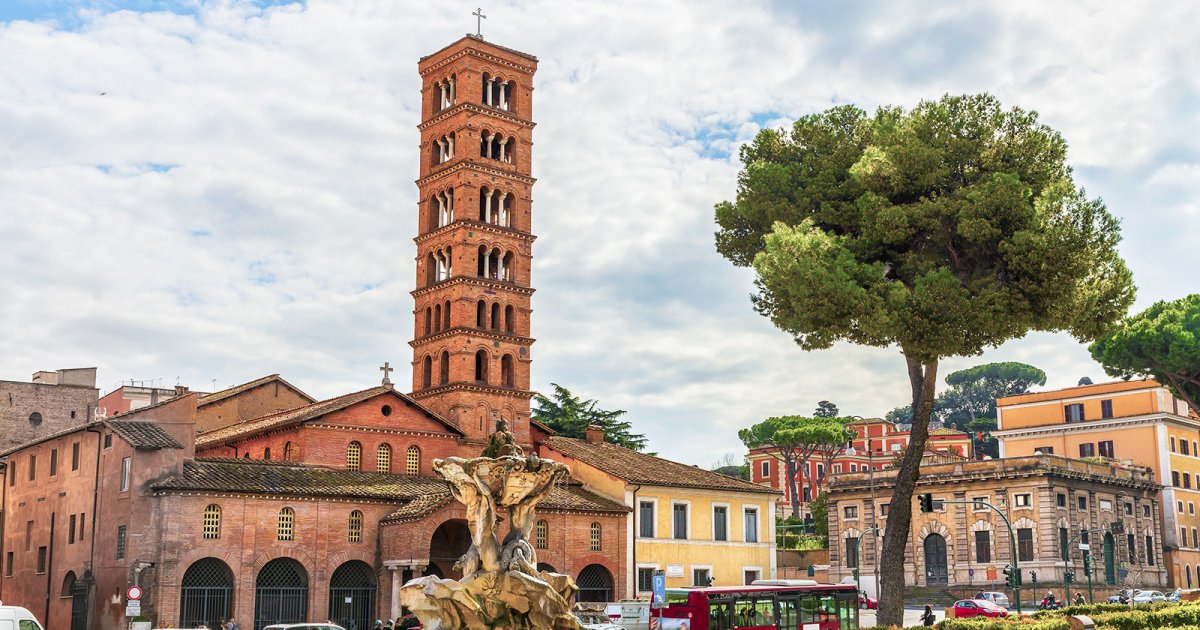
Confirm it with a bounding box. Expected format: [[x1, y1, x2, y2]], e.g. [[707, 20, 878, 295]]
[[380, 361, 394, 387], [472, 7, 486, 37]]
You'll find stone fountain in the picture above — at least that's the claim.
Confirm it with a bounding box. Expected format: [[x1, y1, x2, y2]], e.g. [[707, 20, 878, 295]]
[[399, 420, 583, 629]]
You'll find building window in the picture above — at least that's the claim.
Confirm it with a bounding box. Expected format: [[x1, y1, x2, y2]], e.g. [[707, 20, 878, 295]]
[[1034, 446, 1054, 454], [282, 441, 293, 461], [1194, 441, 1199, 458], [589, 522, 602, 551], [25, 521, 33, 551], [29, 412, 42, 426], [1172, 437, 1178, 452], [348, 510, 363, 543], [1174, 471, 1182, 486], [1014, 494, 1032, 508], [693, 568, 711, 587], [1125, 502, 1134, 516], [1017, 528, 1034, 562], [1065, 403, 1085, 423], [346, 441, 362, 471], [638, 501, 655, 538], [69, 514, 77, 544], [6, 461, 13, 487], [672, 503, 688, 540], [377, 443, 392, 473], [29, 454, 36, 481], [104, 433, 112, 448], [1057, 493, 1067, 508], [277, 507, 295, 541], [119, 457, 131, 492], [843, 505, 859, 519], [37, 546, 47, 574], [1078, 495, 1088, 510], [77, 513, 84, 541], [1187, 473, 1193, 490], [1180, 500, 1186, 513], [845, 537, 859, 568], [115, 526, 126, 560], [1128, 533, 1137, 564], [744, 508, 759, 543], [1190, 566, 1195, 590], [1079, 443, 1095, 458], [263, 447, 271, 460], [975, 530, 992, 563], [1059, 527, 1070, 562], [879, 503, 889, 517], [1191, 502, 1196, 515], [1183, 441, 1190, 456], [1192, 528, 1198, 548], [50, 449, 58, 476], [1101, 399, 1113, 419], [4, 551, 11, 577], [203, 504, 221, 540], [1183, 527, 1188, 547], [535, 520, 548, 549], [1147, 535, 1156, 566], [744, 569, 761, 585], [406, 445, 421, 476], [1099, 499, 1113, 511], [1098, 440, 1114, 459], [1144, 505, 1152, 517], [760, 461, 769, 479], [637, 568, 655, 593], [72, 442, 80, 471], [713, 506, 727, 541]]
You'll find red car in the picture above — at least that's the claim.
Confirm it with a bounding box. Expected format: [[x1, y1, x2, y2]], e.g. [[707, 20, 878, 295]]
[[953, 599, 1009, 618]]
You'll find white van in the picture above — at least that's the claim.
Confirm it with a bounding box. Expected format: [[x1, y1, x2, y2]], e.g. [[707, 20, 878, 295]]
[[0, 605, 45, 630]]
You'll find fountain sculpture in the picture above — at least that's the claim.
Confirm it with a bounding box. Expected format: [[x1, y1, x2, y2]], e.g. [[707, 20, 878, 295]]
[[399, 420, 584, 629]]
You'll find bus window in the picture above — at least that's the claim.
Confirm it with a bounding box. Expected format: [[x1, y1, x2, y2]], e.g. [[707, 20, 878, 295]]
[[838, 592, 858, 629], [777, 597, 799, 630], [709, 599, 734, 630], [733, 598, 775, 628], [819, 595, 838, 625], [797, 594, 820, 624], [666, 590, 691, 606]]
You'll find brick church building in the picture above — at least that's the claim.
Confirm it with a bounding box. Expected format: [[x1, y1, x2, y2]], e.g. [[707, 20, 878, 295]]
[[0, 35, 643, 630]]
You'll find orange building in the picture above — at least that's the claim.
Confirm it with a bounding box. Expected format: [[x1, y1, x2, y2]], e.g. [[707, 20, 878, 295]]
[[748, 417, 973, 517], [994, 379, 1199, 588]]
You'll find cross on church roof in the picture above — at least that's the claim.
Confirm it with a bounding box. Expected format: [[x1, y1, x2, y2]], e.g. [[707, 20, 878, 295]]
[[380, 361, 393, 386], [473, 7, 486, 37]]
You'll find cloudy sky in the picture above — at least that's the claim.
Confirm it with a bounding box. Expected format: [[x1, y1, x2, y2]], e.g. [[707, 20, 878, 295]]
[[1, 0, 1197, 466]]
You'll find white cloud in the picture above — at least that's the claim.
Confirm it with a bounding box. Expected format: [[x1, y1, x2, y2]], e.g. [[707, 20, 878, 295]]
[[1, 0, 1198, 466]]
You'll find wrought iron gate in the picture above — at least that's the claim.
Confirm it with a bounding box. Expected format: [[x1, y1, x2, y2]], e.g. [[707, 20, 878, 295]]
[[255, 558, 309, 630], [180, 558, 234, 630], [70, 576, 91, 630], [576, 564, 613, 603], [328, 561, 376, 630]]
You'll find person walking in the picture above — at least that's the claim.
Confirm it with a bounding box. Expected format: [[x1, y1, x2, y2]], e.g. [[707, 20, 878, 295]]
[[921, 604, 935, 626], [1074, 592, 1086, 606]]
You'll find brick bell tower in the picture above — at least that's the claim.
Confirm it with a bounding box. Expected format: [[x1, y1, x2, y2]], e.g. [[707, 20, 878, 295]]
[[410, 35, 538, 444]]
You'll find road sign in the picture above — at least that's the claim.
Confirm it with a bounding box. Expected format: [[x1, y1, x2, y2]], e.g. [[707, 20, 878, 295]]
[[968, 568, 975, 577], [125, 600, 141, 617], [651, 571, 666, 609], [126, 586, 142, 601], [1079, 543, 1090, 551]]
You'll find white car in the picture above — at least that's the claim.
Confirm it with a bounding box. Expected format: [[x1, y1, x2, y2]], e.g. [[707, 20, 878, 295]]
[[0, 605, 45, 630], [974, 592, 1011, 609], [1132, 590, 1167, 604], [263, 625, 347, 630], [574, 610, 626, 630]]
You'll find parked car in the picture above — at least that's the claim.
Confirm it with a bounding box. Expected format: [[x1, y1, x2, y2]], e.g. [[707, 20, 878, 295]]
[[1133, 590, 1167, 604], [859, 591, 878, 610], [1168, 589, 1183, 602], [953, 599, 1009, 618], [574, 610, 626, 630], [0, 605, 45, 630], [973, 591, 1011, 609]]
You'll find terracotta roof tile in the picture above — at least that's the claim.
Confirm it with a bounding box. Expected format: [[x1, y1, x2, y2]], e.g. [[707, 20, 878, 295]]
[[106, 420, 184, 450], [381, 479, 628, 523], [195, 386, 464, 448], [151, 458, 449, 500], [543, 437, 781, 495], [198, 374, 315, 407]]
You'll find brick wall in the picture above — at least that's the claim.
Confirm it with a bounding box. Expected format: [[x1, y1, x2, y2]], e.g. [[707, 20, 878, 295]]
[[0, 379, 98, 451]]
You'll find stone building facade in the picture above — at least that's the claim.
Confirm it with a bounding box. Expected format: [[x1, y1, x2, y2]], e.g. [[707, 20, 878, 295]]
[[826, 455, 1166, 591], [0, 367, 99, 452]]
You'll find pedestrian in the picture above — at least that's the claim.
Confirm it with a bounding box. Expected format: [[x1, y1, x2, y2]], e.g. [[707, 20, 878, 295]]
[[227, 619, 239, 630], [921, 604, 935, 627], [1074, 592, 1086, 606]]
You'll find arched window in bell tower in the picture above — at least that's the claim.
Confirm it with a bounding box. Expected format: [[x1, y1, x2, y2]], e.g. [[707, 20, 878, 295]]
[[475, 349, 489, 384], [501, 354, 515, 387], [439, 350, 450, 385], [426, 252, 437, 285], [435, 73, 456, 112], [502, 251, 515, 282], [432, 132, 455, 165], [422, 355, 432, 388], [505, 305, 515, 333], [444, 300, 451, 329], [424, 307, 432, 336], [476, 300, 487, 328], [490, 303, 501, 331], [433, 303, 442, 333]]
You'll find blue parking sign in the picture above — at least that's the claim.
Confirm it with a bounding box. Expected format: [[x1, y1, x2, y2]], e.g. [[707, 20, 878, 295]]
[[651, 572, 666, 607]]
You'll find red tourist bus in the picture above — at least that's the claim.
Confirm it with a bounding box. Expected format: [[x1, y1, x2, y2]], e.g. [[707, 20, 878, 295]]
[[651, 581, 859, 630]]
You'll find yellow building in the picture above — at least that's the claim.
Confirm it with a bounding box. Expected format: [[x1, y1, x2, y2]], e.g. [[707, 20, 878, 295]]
[[540, 428, 781, 597], [994, 379, 1199, 587]]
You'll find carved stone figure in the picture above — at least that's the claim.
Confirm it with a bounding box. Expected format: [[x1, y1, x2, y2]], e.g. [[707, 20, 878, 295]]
[[399, 425, 582, 629]]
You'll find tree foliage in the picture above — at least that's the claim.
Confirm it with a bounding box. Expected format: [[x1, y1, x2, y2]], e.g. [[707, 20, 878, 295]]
[[1090, 294, 1200, 413], [814, 400, 840, 417], [532, 383, 648, 451], [714, 94, 1133, 625], [809, 491, 829, 544], [739, 416, 853, 518]]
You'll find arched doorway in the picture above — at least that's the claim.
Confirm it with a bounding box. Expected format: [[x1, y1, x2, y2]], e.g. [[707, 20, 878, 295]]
[[1103, 533, 1116, 585], [180, 558, 234, 630], [328, 561, 376, 630], [536, 563, 557, 573], [576, 564, 613, 603], [254, 558, 308, 630], [429, 520, 471, 579], [924, 534, 948, 586]]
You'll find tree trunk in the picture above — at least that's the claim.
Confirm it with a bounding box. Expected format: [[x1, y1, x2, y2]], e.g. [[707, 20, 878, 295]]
[[785, 457, 801, 519], [876, 354, 939, 627]]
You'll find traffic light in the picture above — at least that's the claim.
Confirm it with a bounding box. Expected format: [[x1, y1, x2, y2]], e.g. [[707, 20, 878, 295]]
[[1083, 554, 1093, 578], [1002, 564, 1020, 588], [1064, 570, 1075, 584], [852, 567, 860, 580], [919, 493, 934, 513], [1030, 570, 1037, 584]]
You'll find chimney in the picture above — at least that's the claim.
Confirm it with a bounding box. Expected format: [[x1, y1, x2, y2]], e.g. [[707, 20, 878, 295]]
[[174, 385, 189, 396], [585, 424, 604, 444], [32, 370, 58, 385]]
